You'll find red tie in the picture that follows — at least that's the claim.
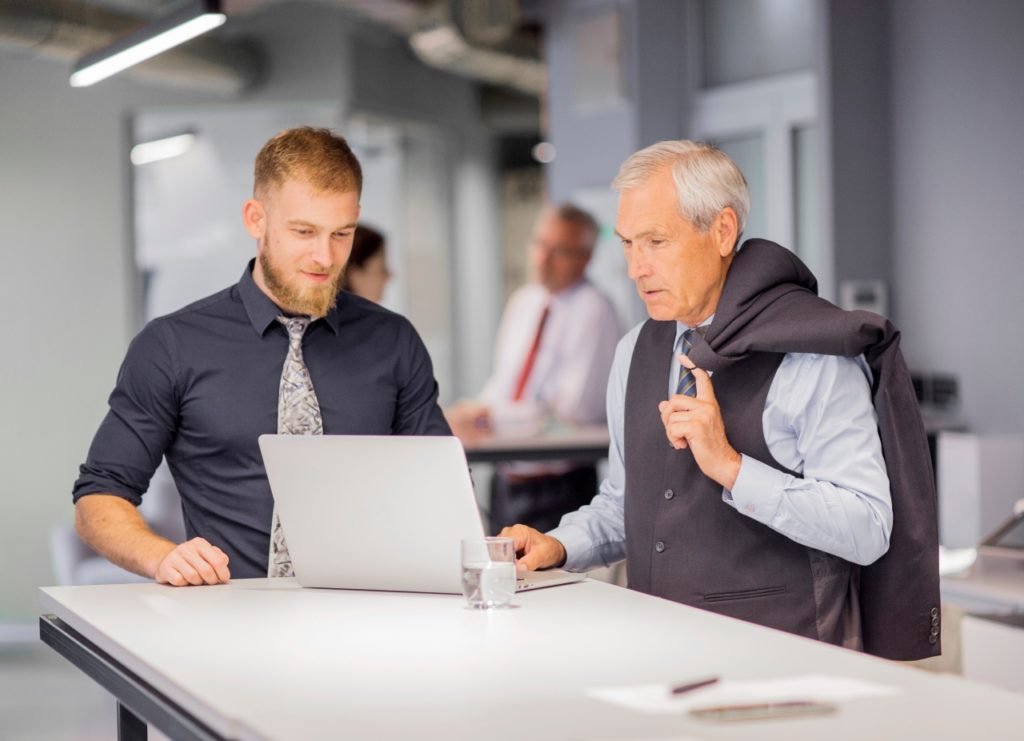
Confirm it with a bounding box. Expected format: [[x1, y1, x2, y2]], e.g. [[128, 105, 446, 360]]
[[511, 305, 550, 401]]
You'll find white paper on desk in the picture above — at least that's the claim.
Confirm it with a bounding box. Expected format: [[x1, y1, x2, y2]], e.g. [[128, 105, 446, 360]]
[[586, 674, 901, 715]]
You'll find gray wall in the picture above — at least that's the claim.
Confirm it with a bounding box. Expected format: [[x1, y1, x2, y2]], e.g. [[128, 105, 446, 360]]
[[542, 0, 690, 202], [824, 0, 893, 292], [0, 54, 216, 623], [889, 0, 1024, 434]]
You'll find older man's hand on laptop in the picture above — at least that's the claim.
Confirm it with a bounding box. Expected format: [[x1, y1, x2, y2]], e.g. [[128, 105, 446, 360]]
[[499, 524, 567, 573]]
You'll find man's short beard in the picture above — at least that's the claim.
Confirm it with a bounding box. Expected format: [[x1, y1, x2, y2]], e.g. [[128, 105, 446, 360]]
[[259, 243, 341, 317]]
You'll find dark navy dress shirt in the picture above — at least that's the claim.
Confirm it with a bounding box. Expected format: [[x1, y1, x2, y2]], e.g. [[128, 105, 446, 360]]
[[73, 261, 451, 577]]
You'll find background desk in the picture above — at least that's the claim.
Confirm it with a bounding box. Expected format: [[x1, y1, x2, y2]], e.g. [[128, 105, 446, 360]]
[[41, 578, 1022, 740], [462, 425, 609, 464], [942, 560, 1024, 691], [942, 566, 1024, 614]]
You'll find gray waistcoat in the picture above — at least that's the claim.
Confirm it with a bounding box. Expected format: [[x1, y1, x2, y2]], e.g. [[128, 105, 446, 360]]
[[624, 319, 861, 648]]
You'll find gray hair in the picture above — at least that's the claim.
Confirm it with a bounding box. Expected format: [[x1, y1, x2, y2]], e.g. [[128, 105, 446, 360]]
[[536, 202, 600, 252], [611, 140, 750, 240]]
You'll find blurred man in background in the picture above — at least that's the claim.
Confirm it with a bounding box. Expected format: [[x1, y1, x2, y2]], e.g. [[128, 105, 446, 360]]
[[447, 204, 623, 533]]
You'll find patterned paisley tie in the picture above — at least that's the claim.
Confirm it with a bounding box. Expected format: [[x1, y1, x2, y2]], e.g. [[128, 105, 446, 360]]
[[268, 316, 323, 577]]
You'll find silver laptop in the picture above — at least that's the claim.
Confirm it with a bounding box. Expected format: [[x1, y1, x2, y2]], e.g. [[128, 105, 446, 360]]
[[258, 434, 586, 594]]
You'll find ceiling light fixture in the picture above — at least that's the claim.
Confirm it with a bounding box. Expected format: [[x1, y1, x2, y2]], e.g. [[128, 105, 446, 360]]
[[130, 132, 197, 166], [70, 0, 226, 88]]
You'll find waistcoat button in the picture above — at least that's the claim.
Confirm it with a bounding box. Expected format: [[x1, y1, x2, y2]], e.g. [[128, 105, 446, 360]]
[[664, 489, 675, 500], [655, 540, 666, 553]]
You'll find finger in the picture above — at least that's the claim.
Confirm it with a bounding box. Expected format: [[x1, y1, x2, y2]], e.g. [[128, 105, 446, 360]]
[[213, 550, 231, 582], [664, 394, 699, 412], [180, 548, 223, 585], [692, 366, 716, 402], [499, 524, 532, 554], [158, 566, 188, 587], [660, 403, 682, 447], [181, 563, 205, 586], [168, 553, 204, 586], [155, 550, 189, 586], [194, 540, 231, 583], [678, 352, 695, 370], [179, 540, 218, 581], [667, 417, 694, 450], [669, 432, 690, 449], [664, 420, 686, 448], [659, 401, 672, 430]]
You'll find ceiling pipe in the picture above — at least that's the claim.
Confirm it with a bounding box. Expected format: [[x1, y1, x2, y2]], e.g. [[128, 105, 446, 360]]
[[407, 0, 544, 96]]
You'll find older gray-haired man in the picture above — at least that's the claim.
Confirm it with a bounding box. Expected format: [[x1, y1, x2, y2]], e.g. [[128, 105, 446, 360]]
[[503, 140, 939, 661]]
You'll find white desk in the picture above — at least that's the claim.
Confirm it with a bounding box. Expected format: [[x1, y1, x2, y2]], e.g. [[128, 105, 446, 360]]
[[40, 578, 1023, 741]]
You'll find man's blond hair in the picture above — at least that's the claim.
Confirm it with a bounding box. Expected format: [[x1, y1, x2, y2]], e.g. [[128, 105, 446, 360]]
[[253, 126, 362, 198]]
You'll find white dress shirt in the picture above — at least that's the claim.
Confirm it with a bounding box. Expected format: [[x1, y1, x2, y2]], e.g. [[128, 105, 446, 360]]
[[479, 279, 623, 425], [549, 318, 894, 569]]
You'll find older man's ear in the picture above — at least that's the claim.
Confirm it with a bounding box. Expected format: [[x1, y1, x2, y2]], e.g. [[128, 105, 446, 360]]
[[713, 207, 739, 256]]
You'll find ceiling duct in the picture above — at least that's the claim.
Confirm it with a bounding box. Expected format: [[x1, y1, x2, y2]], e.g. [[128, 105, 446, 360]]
[[0, 0, 261, 94], [408, 0, 544, 96]]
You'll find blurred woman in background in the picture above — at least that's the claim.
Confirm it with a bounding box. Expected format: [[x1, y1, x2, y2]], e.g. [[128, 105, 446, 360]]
[[343, 224, 392, 303]]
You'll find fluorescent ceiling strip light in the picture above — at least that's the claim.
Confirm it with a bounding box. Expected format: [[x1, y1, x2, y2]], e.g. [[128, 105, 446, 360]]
[[70, 2, 225, 88], [131, 133, 197, 166]]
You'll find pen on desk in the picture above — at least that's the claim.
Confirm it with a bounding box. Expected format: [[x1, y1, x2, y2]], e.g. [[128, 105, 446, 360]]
[[670, 676, 720, 695]]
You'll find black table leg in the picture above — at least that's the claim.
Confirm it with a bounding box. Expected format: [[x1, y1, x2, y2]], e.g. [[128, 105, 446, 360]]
[[118, 702, 147, 740], [40, 615, 223, 740]]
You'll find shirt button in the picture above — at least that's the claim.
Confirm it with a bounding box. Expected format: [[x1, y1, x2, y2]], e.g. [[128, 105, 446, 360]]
[[663, 489, 675, 500], [655, 540, 666, 553]]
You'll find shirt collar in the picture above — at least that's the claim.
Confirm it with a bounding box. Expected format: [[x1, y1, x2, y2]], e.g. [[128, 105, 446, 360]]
[[237, 259, 342, 336], [545, 276, 588, 305], [674, 315, 714, 347]]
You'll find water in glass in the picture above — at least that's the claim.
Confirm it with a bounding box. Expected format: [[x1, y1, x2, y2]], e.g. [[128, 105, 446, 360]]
[[462, 560, 516, 608]]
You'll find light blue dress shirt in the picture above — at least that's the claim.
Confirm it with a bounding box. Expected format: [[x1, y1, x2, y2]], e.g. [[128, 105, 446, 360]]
[[549, 318, 894, 571]]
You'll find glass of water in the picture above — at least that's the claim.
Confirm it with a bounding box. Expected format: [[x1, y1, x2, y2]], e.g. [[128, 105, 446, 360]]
[[461, 536, 516, 609]]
